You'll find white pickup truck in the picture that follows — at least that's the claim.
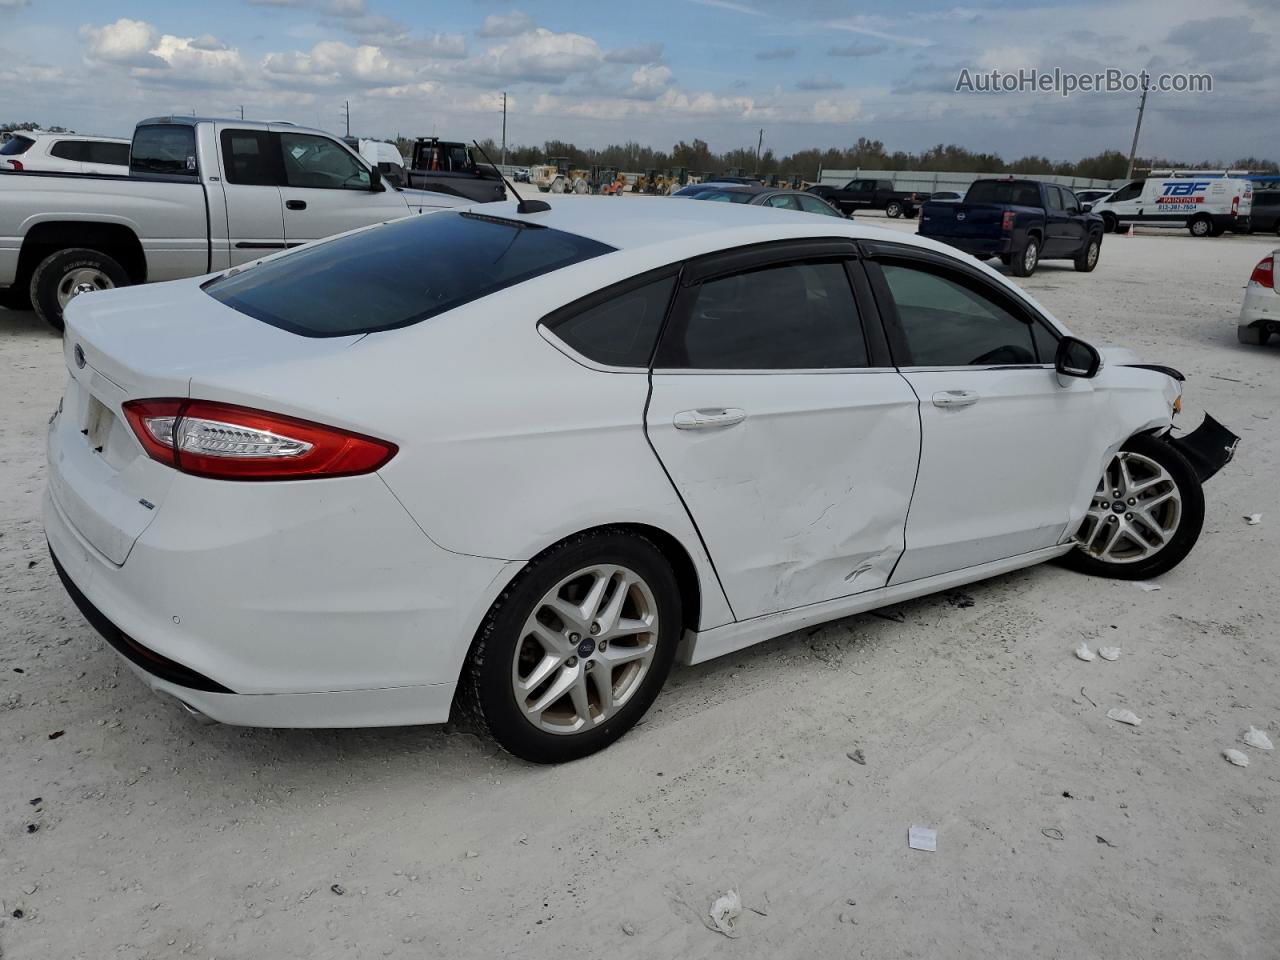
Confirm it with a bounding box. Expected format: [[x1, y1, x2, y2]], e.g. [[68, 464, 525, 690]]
[[0, 117, 467, 329]]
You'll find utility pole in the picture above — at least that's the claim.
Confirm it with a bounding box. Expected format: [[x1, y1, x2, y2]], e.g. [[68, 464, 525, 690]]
[[343, 100, 351, 138], [1125, 80, 1149, 181], [239, 105, 244, 120], [501, 92, 507, 166], [756, 128, 763, 170]]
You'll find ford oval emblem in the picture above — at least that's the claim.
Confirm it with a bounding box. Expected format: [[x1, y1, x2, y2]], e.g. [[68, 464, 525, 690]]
[[74, 344, 86, 369], [956, 212, 966, 221]]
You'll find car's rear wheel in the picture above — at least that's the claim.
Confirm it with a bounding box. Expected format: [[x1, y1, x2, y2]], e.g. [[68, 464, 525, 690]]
[[1238, 324, 1270, 345], [30, 247, 130, 332], [885, 200, 903, 218], [1063, 434, 1204, 581], [1074, 234, 1101, 272], [1011, 236, 1040, 277], [461, 530, 681, 763]]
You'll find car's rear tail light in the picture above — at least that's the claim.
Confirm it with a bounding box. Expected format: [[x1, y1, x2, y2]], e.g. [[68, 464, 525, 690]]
[[122, 399, 396, 480], [1249, 255, 1274, 290], [1001, 211, 1015, 231], [6, 159, 22, 171]]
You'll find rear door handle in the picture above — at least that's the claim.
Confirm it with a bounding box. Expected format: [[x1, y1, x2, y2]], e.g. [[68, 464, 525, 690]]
[[673, 407, 747, 430], [932, 389, 979, 409], [285, 200, 307, 211]]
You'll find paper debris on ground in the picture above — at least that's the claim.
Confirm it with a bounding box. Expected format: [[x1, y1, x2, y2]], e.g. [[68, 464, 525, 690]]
[[1224, 748, 1250, 767], [1135, 582, 1162, 592], [1075, 643, 1096, 662], [1099, 647, 1121, 661], [1106, 708, 1142, 726], [1243, 514, 1261, 525], [1242, 727, 1274, 751], [908, 826, 937, 852], [708, 889, 742, 937]]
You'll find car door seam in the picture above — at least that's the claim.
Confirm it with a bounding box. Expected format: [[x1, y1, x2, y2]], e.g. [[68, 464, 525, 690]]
[[642, 364, 739, 622], [885, 370, 925, 585]]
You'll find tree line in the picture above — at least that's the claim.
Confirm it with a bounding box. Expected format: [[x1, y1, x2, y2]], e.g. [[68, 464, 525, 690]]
[[456, 135, 1277, 181]]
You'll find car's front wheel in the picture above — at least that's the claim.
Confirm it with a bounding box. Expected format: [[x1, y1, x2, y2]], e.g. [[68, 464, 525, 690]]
[[461, 530, 682, 763], [1064, 434, 1204, 581]]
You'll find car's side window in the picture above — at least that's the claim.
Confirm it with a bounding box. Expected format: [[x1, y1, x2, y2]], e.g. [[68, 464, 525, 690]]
[[220, 129, 279, 186], [1110, 181, 1142, 202], [1046, 186, 1064, 210], [1061, 188, 1080, 211], [544, 274, 676, 369], [765, 194, 800, 210], [656, 260, 869, 369], [798, 195, 840, 217], [879, 262, 1047, 367], [88, 142, 130, 166], [50, 140, 84, 161], [278, 132, 370, 191]]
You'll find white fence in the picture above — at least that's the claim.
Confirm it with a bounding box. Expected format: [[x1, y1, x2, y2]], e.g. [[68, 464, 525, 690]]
[[818, 169, 1126, 193]]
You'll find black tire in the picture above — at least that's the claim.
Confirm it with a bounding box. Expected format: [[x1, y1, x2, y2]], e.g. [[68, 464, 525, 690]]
[[1238, 325, 1270, 346], [460, 529, 682, 764], [1010, 236, 1039, 277], [1074, 233, 1101, 272], [1188, 215, 1212, 237], [0, 284, 32, 312], [1101, 213, 1118, 234], [885, 200, 903, 219], [30, 247, 130, 332], [1062, 433, 1205, 581]]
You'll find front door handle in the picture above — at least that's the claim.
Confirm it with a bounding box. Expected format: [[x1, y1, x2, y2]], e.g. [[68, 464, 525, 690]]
[[673, 407, 747, 430], [286, 200, 307, 211], [932, 389, 979, 409]]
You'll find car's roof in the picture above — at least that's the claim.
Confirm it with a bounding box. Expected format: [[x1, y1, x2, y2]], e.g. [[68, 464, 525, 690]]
[[26, 132, 130, 143], [470, 196, 898, 253]]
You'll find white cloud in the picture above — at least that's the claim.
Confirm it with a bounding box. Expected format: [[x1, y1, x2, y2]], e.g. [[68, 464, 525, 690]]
[[477, 11, 535, 38], [262, 39, 414, 87], [473, 28, 604, 82], [630, 63, 673, 96], [80, 18, 163, 67]]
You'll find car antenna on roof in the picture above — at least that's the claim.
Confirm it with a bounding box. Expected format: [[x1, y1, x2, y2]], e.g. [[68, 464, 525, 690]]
[[472, 140, 550, 214]]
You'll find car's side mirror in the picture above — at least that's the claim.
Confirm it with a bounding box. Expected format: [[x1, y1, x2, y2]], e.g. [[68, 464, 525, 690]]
[[369, 166, 384, 192], [1067, 206, 1080, 215], [1055, 336, 1101, 378]]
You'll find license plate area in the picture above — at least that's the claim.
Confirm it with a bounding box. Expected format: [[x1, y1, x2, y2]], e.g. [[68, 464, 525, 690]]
[[85, 394, 115, 456]]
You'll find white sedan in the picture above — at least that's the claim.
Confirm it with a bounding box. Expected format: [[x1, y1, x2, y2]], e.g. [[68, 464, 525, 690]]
[[45, 198, 1237, 762]]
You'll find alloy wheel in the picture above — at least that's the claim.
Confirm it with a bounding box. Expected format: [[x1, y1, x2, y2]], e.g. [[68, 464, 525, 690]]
[[1076, 451, 1182, 564], [511, 564, 659, 735]]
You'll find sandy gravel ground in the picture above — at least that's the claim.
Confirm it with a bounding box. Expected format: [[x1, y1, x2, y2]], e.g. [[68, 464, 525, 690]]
[[1, 220, 1278, 960]]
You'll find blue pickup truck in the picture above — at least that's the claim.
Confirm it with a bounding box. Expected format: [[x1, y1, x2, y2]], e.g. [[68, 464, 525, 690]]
[[917, 178, 1104, 277]]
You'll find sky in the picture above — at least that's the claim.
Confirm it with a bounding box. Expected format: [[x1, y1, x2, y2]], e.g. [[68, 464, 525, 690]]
[[0, 0, 1275, 164]]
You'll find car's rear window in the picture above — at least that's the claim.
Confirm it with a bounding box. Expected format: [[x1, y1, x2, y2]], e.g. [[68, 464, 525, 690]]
[[965, 181, 1042, 206], [204, 211, 615, 337], [1, 135, 34, 156]]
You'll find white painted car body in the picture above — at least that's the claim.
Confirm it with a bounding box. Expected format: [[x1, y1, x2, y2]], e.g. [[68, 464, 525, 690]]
[[0, 132, 131, 175], [1238, 248, 1278, 343], [45, 197, 1182, 728]]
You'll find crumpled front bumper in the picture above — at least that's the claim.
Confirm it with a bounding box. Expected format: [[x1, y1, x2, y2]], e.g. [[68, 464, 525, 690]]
[[1167, 414, 1239, 483]]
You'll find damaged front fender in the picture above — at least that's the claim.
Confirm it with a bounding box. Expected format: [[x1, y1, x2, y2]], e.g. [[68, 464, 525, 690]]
[[1165, 414, 1239, 483]]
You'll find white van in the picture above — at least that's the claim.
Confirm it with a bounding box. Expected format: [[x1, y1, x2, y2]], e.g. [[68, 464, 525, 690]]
[[1092, 176, 1253, 237]]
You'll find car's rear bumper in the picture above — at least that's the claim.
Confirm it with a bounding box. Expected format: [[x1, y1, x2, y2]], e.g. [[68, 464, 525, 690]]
[[1240, 287, 1278, 330], [44, 470, 517, 727]]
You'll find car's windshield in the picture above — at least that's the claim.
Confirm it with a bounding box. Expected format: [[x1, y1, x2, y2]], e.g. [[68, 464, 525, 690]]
[[692, 190, 754, 204], [0, 135, 35, 156], [203, 211, 615, 337]]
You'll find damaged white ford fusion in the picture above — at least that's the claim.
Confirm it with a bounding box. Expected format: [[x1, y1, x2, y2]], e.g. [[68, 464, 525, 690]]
[[45, 198, 1238, 763]]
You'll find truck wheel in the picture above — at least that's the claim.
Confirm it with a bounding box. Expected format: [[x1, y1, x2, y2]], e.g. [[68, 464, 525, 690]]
[[30, 248, 130, 333], [1237, 325, 1270, 346], [1074, 234, 1101, 272], [1188, 215, 1212, 237], [1101, 213, 1118, 234], [885, 200, 903, 218], [1011, 237, 1040, 277]]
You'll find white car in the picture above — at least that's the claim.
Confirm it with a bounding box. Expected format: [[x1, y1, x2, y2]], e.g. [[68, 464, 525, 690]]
[[1238, 249, 1277, 344], [45, 198, 1237, 763], [1, 132, 130, 174]]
